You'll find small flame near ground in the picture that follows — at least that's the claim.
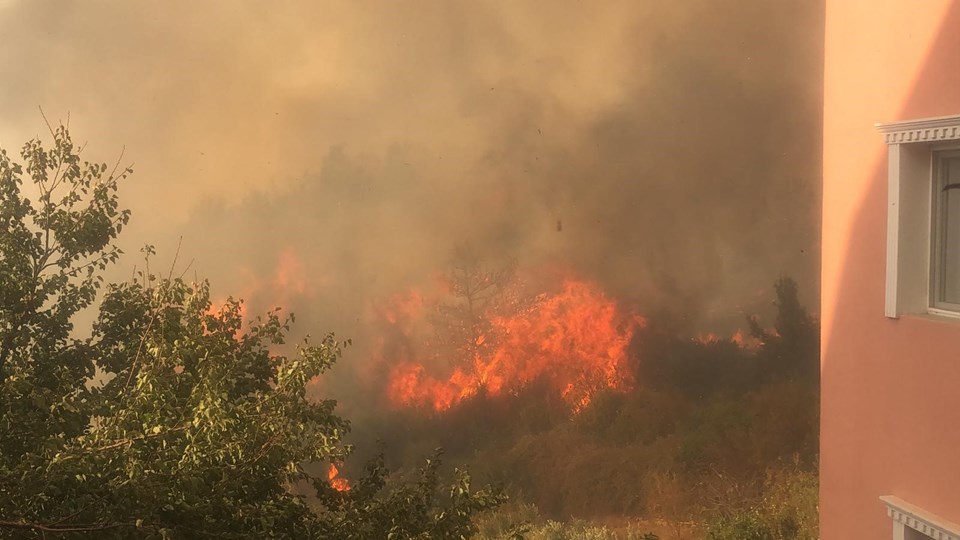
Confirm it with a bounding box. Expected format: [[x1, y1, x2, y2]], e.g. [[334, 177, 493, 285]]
[[696, 329, 761, 349], [327, 464, 350, 492], [384, 278, 645, 414]]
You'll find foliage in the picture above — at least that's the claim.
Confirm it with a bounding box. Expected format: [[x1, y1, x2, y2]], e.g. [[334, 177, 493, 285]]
[[475, 504, 663, 540], [0, 124, 130, 465], [523, 521, 617, 540], [705, 466, 818, 540], [708, 512, 778, 540], [368, 274, 819, 535], [478, 517, 618, 540], [318, 449, 506, 539], [748, 278, 819, 382], [626, 532, 659, 540], [0, 128, 503, 538], [474, 501, 539, 540], [635, 276, 818, 401]]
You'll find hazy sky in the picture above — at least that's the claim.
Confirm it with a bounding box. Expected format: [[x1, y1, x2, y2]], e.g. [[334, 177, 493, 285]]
[[0, 1, 822, 354]]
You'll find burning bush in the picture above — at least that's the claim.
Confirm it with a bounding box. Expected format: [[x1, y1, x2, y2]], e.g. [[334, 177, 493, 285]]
[[379, 267, 642, 414]]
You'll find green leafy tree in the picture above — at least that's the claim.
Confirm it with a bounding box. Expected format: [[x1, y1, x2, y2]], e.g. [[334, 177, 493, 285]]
[[0, 127, 502, 538], [0, 123, 130, 464]]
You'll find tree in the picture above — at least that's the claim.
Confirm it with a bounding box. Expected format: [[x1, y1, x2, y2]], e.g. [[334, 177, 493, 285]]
[[429, 255, 524, 370], [0, 123, 129, 464], [748, 277, 819, 381], [0, 127, 502, 538]]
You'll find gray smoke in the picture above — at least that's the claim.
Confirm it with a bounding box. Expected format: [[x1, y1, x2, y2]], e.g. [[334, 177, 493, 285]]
[[0, 0, 822, 406]]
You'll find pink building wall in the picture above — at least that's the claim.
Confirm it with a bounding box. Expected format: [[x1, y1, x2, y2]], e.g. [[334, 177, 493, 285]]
[[822, 1, 960, 538]]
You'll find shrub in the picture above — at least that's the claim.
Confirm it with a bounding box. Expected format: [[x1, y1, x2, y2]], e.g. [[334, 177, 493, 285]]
[[705, 465, 818, 540]]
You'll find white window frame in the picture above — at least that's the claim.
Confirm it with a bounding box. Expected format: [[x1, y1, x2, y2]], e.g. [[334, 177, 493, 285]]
[[882, 495, 960, 540], [877, 114, 960, 318]]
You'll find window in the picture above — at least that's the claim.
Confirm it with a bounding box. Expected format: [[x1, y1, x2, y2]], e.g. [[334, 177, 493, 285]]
[[931, 150, 960, 312], [877, 114, 960, 318]]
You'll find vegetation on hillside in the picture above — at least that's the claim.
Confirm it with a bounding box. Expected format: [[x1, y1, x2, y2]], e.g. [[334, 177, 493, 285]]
[[0, 127, 818, 538], [363, 272, 819, 539], [0, 128, 502, 539]]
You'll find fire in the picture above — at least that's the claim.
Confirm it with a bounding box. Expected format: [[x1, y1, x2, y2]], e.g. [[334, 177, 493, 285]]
[[327, 464, 350, 492], [385, 278, 641, 414], [204, 297, 250, 336], [205, 248, 318, 336], [695, 329, 762, 350], [694, 332, 721, 345], [375, 289, 424, 326], [731, 328, 762, 349], [273, 248, 309, 295]]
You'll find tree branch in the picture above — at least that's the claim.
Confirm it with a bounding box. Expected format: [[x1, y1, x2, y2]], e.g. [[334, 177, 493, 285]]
[[91, 424, 188, 452], [0, 519, 134, 533]]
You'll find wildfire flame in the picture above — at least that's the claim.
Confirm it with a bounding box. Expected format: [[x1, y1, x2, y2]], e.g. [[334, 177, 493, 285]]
[[694, 332, 721, 345], [205, 248, 317, 336], [731, 328, 762, 349], [694, 329, 762, 349], [385, 278, 643, 414], [327, 464, 350, 492]]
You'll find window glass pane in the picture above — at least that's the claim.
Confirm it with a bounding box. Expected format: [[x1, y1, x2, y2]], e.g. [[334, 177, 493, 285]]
[[905, 529, 936, 540], [941, 157, 960, 304]]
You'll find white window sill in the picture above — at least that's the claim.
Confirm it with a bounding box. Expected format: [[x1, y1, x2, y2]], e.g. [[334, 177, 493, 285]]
[[896, 309, 960, 326], [925, 307, 960, 321], [882, 495, 960, 540]]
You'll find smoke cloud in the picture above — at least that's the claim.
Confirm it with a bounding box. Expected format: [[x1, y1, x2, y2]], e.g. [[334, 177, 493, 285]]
[[0, 0, 822, 404]]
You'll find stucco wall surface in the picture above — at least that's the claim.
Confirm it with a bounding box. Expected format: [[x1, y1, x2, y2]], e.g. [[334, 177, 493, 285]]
[[822, 1, 960, 538]]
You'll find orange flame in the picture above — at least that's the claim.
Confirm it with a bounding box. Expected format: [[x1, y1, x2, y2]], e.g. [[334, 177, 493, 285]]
[[203, 297, 250, 336], [731, 328, 763, 349], [273, 248, 309, 296], [695, 329, 762, 350], [375, 289, 424, 326], [205, 248, 319, 337], [691, 329, 760, 350], [694, 332, 721, 345], [385, 278, 641, 414], [327, 464, 350, 492]]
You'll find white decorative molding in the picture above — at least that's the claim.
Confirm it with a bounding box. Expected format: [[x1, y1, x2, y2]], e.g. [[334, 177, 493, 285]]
[[882, 495, 960, 540], [882, 139, 933, 318], [878, 114, 960, 318], [877, 114, 960, 145]]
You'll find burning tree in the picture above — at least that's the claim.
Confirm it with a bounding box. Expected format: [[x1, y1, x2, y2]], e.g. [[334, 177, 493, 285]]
[[382, 256, 643, 414], [428, 256, 524, 370]]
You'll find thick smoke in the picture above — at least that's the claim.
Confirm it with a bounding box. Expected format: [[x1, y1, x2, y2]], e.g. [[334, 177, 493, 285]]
[[0, 1, 821, 407]]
